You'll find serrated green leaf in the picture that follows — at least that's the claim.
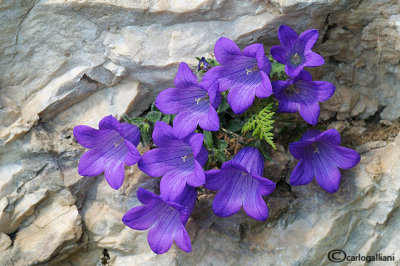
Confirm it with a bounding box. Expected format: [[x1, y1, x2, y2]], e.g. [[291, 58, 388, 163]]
[[203, 130, 213, 149], [224, 120, 242, 132], [214, 150, 227, 163], [217, 99, 230, 113], [161, 114, 171, 124], [143, 122, 150, 132], [141, 128, 151, 144], [216, 140, 228, 150], [146, 111, 162, 123], [125, 116, 144, 126]]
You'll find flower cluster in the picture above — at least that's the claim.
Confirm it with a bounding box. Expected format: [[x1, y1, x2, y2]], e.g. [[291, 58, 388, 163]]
[[73, 25, 360, 255]]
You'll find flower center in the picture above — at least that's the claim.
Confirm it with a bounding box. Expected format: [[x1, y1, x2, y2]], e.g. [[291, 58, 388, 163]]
[[246, 64, 259, 75], [312, 143, 320, 153], [286, 84, 300, 94], [290, 53, 302, 66], [242, 171, 247, 175], [181, 155, 193, 162], [114, 138, 124, 147], [195, 93, 209, 104]]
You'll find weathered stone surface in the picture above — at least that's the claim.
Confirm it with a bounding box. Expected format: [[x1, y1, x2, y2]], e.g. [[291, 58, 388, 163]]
[[1, 0, 400, 265]]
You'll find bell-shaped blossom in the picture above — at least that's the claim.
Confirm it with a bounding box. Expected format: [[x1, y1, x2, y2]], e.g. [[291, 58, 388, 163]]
[[138, 121, 208, 197], [198, 57, 211, 71], [270, 25, 324, 77], [155, 62, 220, 138], [122, 185, 197, 254], [204, 147, 276, 221], [202, 37, 272, 114], [272, 70, 335, 125], [289, 129, 360, 193], [73, 115, 141, 190]]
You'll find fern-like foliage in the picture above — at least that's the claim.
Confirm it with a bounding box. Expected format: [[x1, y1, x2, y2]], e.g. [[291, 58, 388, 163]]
[[241, 103, 276, 150]]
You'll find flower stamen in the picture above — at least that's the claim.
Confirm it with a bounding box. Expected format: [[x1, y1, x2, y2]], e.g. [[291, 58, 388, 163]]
[[114, 138, 124, 147], [181, 155, 193, 162], [290, 53, 302, 66], [246, 64, 259, 75]]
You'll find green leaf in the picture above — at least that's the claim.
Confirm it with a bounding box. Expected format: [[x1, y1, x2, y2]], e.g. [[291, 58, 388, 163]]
[[214, 150, 227, 163], [124, 115, 144, 126], [217, 99, 230, 113], [146, 111, 162, 123], [242, 102, 276, 150], [216, 140, 228, 150], [224, 120, 242, 133], [141, 128, 151, 144], [195, 57, 201, 61], [143, 122, 150, 132], [161, 114, 172, 124], [203, 130, 213, 149]]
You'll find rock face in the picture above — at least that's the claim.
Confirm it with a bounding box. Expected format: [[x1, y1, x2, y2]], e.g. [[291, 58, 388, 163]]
[[0, 0, 399, 265]]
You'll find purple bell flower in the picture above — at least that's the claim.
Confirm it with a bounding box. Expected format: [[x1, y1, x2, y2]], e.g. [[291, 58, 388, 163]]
[[202, 37, 272, 114], [272, 70, 335, 125], [138, 121, 208, 198], [289, 129, 360, 193], [73, 115, 141, 190], [204, 147, 276, 221], [155, 62, 220, 138], [122, 185, 197, 254], [198, 57, 211, 71], [270, 25, 324, 77]]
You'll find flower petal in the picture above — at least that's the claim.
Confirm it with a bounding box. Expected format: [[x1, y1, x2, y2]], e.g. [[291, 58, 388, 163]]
[[138, 148, 180, 177], [278, 25, 298, 50], [204, 169, 225, 191], [232, 147, 264, 176], [212, 169, 243, 217], [312, 153, 341, 193], [298, 101, 320, 125], [270, 45, 288, 64], [285, 64, 303, 78], [119, 123, 141, 146], [242, 178, 269, 221], [315, 128, 341, 146], [198, 105, 220, 132], [313, 81, 336, 102], [186, 160, 205, 187], [147, 211, 180, 254], [195, 146, 209, 166], [137, 187, 158, 204], [253, 175, 276, 196], [187, 133, 204, 157], [104, 155, 125, 189], [272, 80, 290, 96], [99, 115, 121, 131], [122, 205, 156, 230], [226, 74, 258, 114], [334, 146, 360, 169], [152, 121, 174, 148], [160, 169, 189, 198], [300, 129, 322, 141], [214, 37, 242, 64], [174, 62, 198, 88], [277, 98, 298, 113], [289, 141, 312, 159], [155, 87, 182, 114], [255, 71, 273, 98], [298, 29, 319, 51], [174, 224, 192, 252], [173, 104, 208, 138], [73, 125, 101, 149], [303, 50, 325, 67], [290, 158, 314, 186]]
